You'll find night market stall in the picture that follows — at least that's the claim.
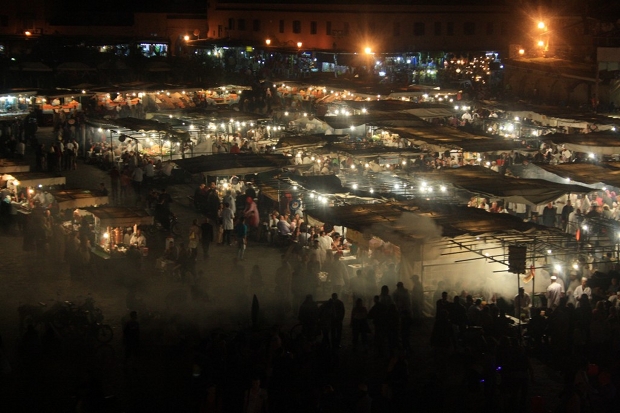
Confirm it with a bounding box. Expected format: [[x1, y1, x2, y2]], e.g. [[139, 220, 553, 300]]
[[75, 206, 153, 260], [8, 172, 66, 189], [1, 172, 66, 214], [51, 189, 109, 211], [304, 200, 578, 315]]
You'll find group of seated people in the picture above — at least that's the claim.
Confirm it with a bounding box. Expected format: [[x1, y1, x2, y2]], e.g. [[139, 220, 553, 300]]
[[268, 209, 352, 252]]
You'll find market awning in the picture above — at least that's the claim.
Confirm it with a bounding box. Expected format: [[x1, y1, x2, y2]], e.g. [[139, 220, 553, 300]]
[[9, 62, 53, 72], [291, 175, 345, 193], [422, 165, 594, 206], [545, 131, 620, 156], [80, 207, 153, 227], [480, 101, 618, 131], [51, 189, 109, 210], [385, 125, 536, 154], [56, 62, 96, 72], [11, 172, 66, 187], [318, 112, 425, 129], [0, 160, 30, 174], [112, 117, 172, 133], [532, 162, 620, 189], [324, 144, 423, 157], [305, 200, 552, 244], [172, 153, 291, 175], [276, 134, 344, 149]]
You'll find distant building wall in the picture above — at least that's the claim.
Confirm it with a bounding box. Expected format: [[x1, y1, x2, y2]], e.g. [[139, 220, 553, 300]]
[[207, 1, 514, 53]]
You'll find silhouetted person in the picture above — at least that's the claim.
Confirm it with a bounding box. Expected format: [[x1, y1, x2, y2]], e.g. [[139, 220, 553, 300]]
[[298, 295, 319, 339], [379, 285, 394, 307], [350, 298, 370, 352], [411, 274, 424, 319], [368, 295, 388, 356], [200, 218, 214, 260], [436, 291, 451, 317], [123, 311, 140, 360], [393, 282, 412, 351], [330, 293, 345, 349], [318, 298, 334, 348], [449, 295, 467, 332], [430, 309, 452, 376]]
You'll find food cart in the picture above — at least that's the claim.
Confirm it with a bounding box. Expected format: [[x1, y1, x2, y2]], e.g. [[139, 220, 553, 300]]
[[1, 172, 66, 214], [75, 206, 153, 260]]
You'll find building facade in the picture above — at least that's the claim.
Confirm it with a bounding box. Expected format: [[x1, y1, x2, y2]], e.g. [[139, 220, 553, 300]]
[[206, 0, 514, 54], [0, 0, 207, 57]]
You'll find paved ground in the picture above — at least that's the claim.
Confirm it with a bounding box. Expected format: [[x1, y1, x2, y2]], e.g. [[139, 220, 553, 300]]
[[0, 128, 565, 412]]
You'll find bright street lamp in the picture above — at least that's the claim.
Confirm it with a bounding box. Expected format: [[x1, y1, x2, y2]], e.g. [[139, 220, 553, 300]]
[[364, 47, 372, 54], [265, 39, 271, 46], [537, 21, 545, 30], [297, 42, 302, 48]]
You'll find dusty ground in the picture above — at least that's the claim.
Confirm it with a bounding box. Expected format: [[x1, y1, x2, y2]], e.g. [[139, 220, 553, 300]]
[[0, 128, 564, 412]]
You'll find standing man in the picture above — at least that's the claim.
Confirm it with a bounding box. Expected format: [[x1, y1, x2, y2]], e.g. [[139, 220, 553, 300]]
[[129, 229, 147, 248], [110, 165, 121, 204], [123, 311, 140, 361], [223, 189, 236, 215], [188, 219, 201, 260], [393, 282, 412, 351], [561, 200, 574, 232], [514, 287, 532, 319], [200, 218, 214, 260], [542, 202, 557, 228], [65, 139, 74, 170], [131, 165, 144, 203], [72, 139, 79, 168], [221, 202, 235, 246], [235, 216, 248, 261], [144, 160, 155, 187], [573, 277, 592, 303], [546, 275, 564, 308], [330, 293, 345, 350]]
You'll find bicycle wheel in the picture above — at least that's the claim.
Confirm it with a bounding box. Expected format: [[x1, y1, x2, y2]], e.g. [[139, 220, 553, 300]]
[[171, 221, 181, 236], [96, 324, 114, 343]]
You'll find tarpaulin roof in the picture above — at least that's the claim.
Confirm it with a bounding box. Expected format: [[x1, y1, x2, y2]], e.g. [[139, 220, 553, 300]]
[[51, 189, 109, 210], [12, 172, 66, 187], [290, 175, 345, 193], [276, 134, 345, 148], [305, 200, 552, 244], [172, 153, 291, 175], [384, 125, 532, 154], [534, 162, 620, 188], [9, 62, 53, 72], [80, 207, 153, 227], [324, 144, 423, 157], [0, 159, 30, 174], [545, 131, 620, 156], [318, 112, 427, 129], [56, 62, 96, 72], [480, 101, 619, 129], [423, 165, 593, 205], [336, 100, 448, 112], [112, 117, 172, 133]]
